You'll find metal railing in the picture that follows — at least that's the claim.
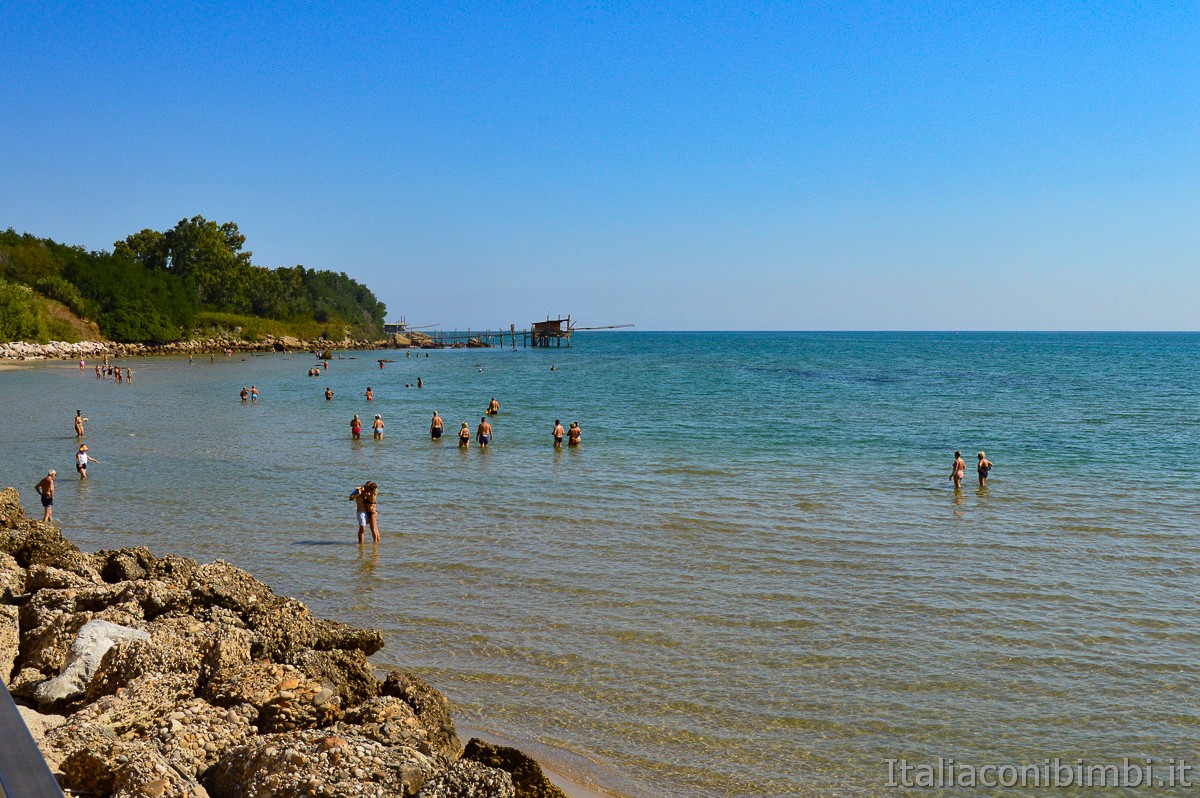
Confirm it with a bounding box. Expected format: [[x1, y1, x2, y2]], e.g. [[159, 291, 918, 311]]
[[0, 678, 64, 797]]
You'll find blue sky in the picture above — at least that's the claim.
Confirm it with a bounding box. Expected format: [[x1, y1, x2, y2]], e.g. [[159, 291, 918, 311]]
[[2, 2, 1196, 330]]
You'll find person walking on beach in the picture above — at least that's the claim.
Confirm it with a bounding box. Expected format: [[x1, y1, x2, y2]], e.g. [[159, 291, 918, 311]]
[[351, 414, 362, 440], [476, 416, 492, 448], [553, 420, 564, 448], [76, 444, 99, 480], [35, 470, 56, 522], [459, 422, 471, 448], [372, 414, 384, 439], [349, 481, 380, 544], [950, 450, 966, 490], [325, 387, 334, 400], [74, 411, 87, 438], [977, 452, 993, 486], [568, 422, 582, 446], [430, 411, 444, 440]]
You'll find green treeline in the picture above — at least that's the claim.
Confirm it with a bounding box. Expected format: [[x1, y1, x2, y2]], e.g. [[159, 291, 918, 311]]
[[0, 216, 387, 344]]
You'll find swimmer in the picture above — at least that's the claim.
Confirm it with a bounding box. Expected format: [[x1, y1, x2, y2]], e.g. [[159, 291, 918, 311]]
[[568, 422, 582, 446], [950, 450, 966, 490], [325, 387, 334, 400], [458, 422, 471, 448], [417, 377, 423, 389], [430, 411, 444, 440], [125, 367, 131, 383], [372, 414, 384, 439], [379, 360, 385, 369], [476, 416, 492, 448], [76, 444, 99, 480], [74, 411, 88, 438], [977, 452, 993, 486], [349, 481, 380, 544], [351, 414, 362, 440], [553, 419, 564, 448], [35, 470, 56, 522]]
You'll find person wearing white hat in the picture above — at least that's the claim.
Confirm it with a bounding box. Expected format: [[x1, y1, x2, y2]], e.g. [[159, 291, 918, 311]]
[[76, 444, 99, 480], [372, 414, 384, 439]]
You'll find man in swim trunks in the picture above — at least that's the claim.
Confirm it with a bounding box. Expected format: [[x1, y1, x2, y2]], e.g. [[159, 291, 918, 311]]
[[430, 411, 444, 439], [553, 420, 564, 448], [950, 450, 966, 490], [476, 417, 492, 447], [487, 397, 500, 415], [250, 385, 259, 402], [35, 470, 56, 522], [977, 452, 993, 486]]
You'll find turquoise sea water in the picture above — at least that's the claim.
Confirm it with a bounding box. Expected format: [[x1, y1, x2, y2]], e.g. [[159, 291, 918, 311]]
[[2, 332, 1199, 797]]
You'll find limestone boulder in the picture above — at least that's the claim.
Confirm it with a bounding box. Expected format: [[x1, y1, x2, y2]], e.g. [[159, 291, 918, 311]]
[[146, 697, 256, 780], [417, 758, 515, 798], [34, 619, 151, 707], [280, 646, 379, 707], [0, 550, 23, 598], [206, 728, 434, 798], [462, 738, 568, 798], [0, 603, 18, 682], [380, 671, 461, 758]]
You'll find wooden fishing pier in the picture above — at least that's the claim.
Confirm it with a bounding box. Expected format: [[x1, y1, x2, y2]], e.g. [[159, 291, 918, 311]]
[[385, 316, 632, 349]]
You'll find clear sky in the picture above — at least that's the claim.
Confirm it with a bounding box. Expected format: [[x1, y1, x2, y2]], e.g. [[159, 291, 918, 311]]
[[2, 2, 1197, 330]]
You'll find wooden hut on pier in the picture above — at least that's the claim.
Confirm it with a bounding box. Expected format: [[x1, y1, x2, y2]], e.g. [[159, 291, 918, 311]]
[[529, 316, 572, 347]]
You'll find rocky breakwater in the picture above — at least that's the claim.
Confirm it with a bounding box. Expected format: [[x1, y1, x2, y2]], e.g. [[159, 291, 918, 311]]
[[0, 487, 569, 798], [0, 335, 396, 362]]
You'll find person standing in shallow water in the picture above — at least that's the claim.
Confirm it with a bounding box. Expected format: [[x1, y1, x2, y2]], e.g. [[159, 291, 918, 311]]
[[74, 411, 87, 438], [977, 452, 993, 486], [35, 470, 56, 522], [349, 481, 380, 544], [351, 414, 362, 440], [553, 420, 564, 448], [568, 422, 582, 446], [372, 414, 384, 439], [430, 411, 443, 440], [325, 387, 334, 400], [950, 450, 966, 490], [459, 422, 471, 448], [76, 444, 99, 480], [366, 386, 373, 401], [476, 416, 492, 448]]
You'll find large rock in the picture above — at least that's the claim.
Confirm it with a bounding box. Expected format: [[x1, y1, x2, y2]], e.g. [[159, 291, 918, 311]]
[[379, 671, 461, 758], [417, 759, 515, 798], [188, 560, 383, 660], [147, 697, 255, 780], [0, 603, 18, 682], [33, 619, 151, 707], [206, 728, 435, 798], [280, 646, 379, 707], [0, 550, 23, 598], [462, 738, 568, 798], [204, 660, 340, 732]]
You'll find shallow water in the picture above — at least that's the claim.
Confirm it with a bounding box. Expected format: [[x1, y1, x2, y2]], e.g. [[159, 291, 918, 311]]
[[2, 332, 1199, 797]]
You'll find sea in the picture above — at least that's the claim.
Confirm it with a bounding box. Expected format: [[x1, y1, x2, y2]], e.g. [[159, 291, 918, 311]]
[[2, 331, 1199, 797]]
